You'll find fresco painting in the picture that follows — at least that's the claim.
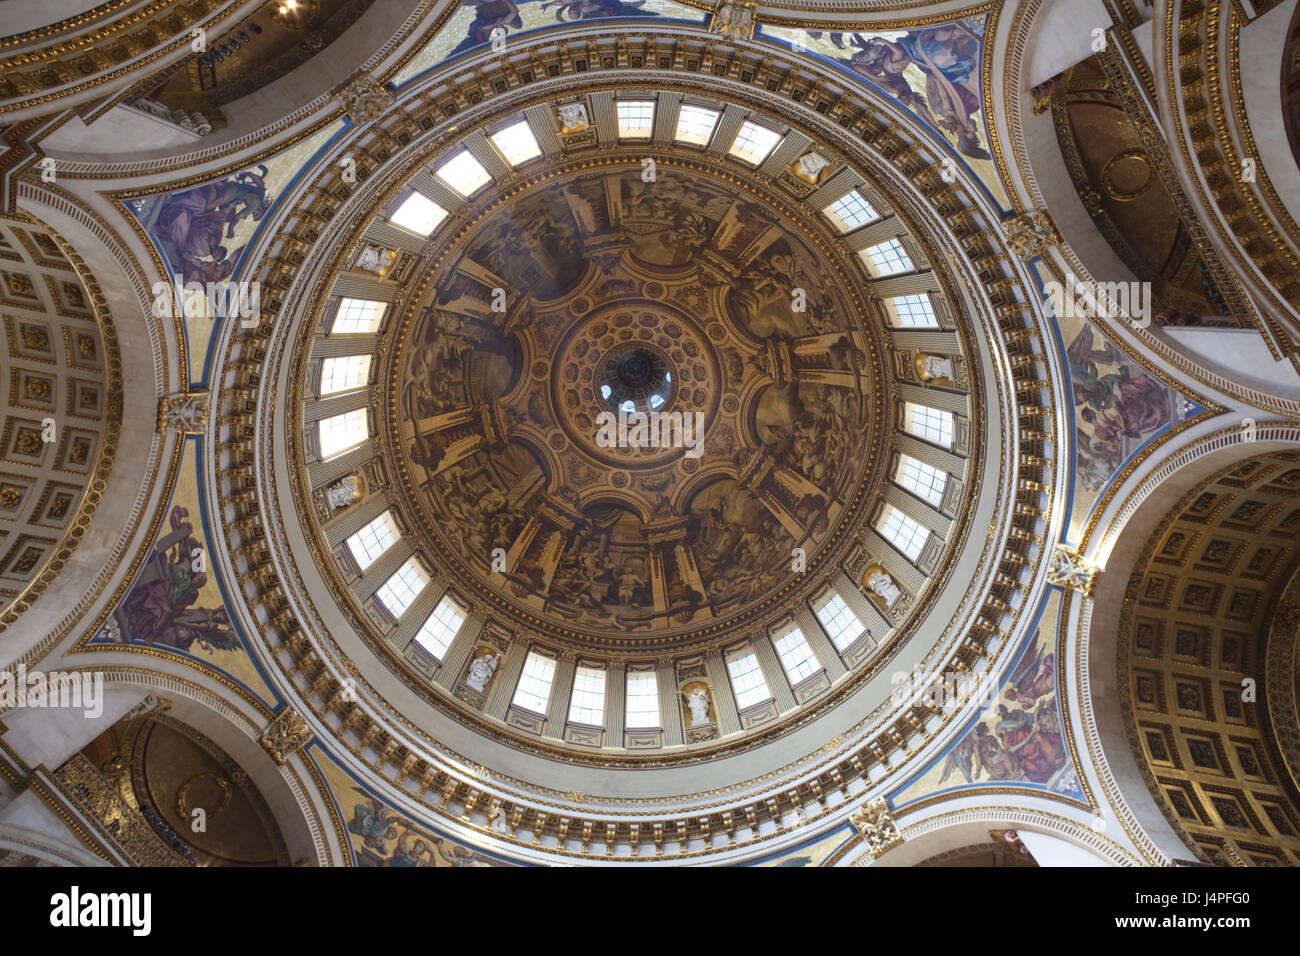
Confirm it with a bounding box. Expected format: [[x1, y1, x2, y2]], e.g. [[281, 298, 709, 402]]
[[761, 15, 1011, 210], [125, 120, 345, 384], [1030, 262, 1202, 540], [754, 825, 855, 867], [88, 437, 277, 706], [894, 590, 1085, 806], [393, 0, 707, 86], [312, 745, 511, 867]]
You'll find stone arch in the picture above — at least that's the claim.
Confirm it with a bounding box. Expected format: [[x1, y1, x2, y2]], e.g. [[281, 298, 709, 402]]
[[851, 797, 1135, 867], [0, 823, 111, 867], [1071, 423, 1300, 864], [1, 187, 176, 665], [4, 666, 344, 866]]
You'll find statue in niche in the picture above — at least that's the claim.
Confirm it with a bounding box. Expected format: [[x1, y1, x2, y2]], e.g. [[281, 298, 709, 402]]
[[917, 353, 955, 382], [867, 571, 902, 607], [556, 102, 589, 133], [356, 244, 397, 277], [325, 475, 362, 511], [794, 152, 832, 184], [682, 686, 712, 727], [466, 650, 500, 692]]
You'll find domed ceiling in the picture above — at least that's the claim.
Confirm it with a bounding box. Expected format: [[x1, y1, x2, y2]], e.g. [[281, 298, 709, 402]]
[[282, 82, 997, 766], [191, 17, 1056, 861], [2, 0, 1140, 867], [389, 160, 885, 648]]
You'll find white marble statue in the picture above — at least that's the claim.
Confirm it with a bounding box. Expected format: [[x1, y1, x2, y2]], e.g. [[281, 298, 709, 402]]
[[867, 571, 901, 607], [797, 153, 831, 181], [466, 651, 500, 692], [682, 687, 712, 727], [325, 475, 362, 511], [356, 244, 396, 276], [919, 354, 955, 381], [556, 102, 589, 132]]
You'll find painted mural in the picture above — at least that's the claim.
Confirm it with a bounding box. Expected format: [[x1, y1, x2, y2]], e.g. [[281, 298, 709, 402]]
[[754, 824, 855, 867], [312, 745, 512, 867], [1030, 261, 1202, 540], [894, 589, 1085, 805], [87, 437, 277, 706], [1065, 322, 1189, 495], [393, 0, 707, 86], [761, 14, 1011, 210], [124, 120, 345, 385]]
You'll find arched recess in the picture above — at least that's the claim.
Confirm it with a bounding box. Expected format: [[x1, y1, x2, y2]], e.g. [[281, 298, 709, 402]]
[[1110, 451, 1300, 865], [998, 1, 1300, 414], [111, 676, 341, 866], [0, 186, 174, 665], [1071, 422, 1300, 864], [1003, 0, 1150, 303], [4, 667, 343, 866], [844, 796, 1137, 867], [35, 0, 436, 169]]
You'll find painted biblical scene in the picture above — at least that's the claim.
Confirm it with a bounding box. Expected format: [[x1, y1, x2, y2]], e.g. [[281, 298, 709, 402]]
[[395, 165, 876, 638], [87, 437, 276, 706], [1065, 322, 1195, 496], [124, 120, 344, 384], [761, 15, 1011, 210], [312, 745, 512, 867], [394, 0, 707, 85], [893, 590, 1086, 806]]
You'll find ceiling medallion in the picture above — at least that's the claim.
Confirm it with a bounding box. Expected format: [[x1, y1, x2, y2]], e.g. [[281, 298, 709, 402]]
[[599, 344, 674, 413]]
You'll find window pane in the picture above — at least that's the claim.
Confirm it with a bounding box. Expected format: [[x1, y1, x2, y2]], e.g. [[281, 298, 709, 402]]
[[897, 454, 947, 507], [390, 192, 447, 235], [435, 150, 492, 196], [625, 671, 661, 728], [490, 120, 541, 165], [674, 104, 720, 145], [318, 408, 368, 460], [888, 294, 939, 328], [727, 653, 771, 710], [374, 558, 428, 618], [346, 511, 399, 570], [567, 666, 607, 725], [824, 190, 878, 232], [331, 298, 387, 334], [904, 402, 954, 448], [728, 120, 782, 164], [773, 629, 819, 683], [815, 594, 863, 651], [878, 506, 929, 562], [413, 596, 465, 660], [861, 239, 913, 277], [512, 651, 556, 714], [319, 355, 371, 395], [617, 99, 655, 138]]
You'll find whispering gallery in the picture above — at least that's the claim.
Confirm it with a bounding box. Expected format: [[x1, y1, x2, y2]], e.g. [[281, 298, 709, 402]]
[[0, 0, 1298, 877]]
